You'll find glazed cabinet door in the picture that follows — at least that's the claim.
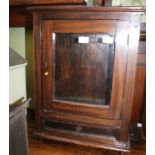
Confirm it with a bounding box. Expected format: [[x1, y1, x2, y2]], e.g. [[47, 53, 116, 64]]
[[41, 20, 129, 121]]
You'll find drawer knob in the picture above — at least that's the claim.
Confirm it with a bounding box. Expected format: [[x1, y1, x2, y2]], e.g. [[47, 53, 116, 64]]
[[44, 72, 49, 76]]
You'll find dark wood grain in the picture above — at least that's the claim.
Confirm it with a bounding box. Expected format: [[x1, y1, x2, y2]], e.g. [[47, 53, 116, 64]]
[[41, 110, 121, 127], [9, 6, 32, 27], [10, 6, 145, 27], [33, 13, 42, 131], [10, 0, 32, 5], [43, 119, 119, 138], [141, 95, 146, 136], [34, 130, 129, 152], [9, 99, 30, 155], [9, 0, 112, 27], [28, 6, 145, 12], [30, 6, 144, 152], [130, 23, 146, 124], [10, 0, 85, 5], [53, 20, 115, 33], [42, 21, 53, 111], [54, 33, 114, 105], [131, 50, 146, 122], [28, 112, 146, 155], [119, 20, 141, 145], [41, 19, 128, 121]]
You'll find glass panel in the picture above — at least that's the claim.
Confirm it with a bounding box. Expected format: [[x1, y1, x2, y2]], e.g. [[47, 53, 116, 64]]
[[53, 33, 115, 106]]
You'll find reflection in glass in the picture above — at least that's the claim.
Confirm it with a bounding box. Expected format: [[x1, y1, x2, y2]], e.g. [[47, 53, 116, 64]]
[[53, 33, 115, 105]]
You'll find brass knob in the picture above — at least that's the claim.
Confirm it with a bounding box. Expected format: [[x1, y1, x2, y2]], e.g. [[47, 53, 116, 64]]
[[44, 72, 49, 76]]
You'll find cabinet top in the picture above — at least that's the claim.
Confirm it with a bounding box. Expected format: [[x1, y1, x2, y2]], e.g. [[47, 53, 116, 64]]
[[28, 6, 145, 21], [28, 5, 145, 13]]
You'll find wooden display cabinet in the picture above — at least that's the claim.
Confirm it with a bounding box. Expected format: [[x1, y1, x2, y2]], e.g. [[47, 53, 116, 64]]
[[29, 6, 145, 152]]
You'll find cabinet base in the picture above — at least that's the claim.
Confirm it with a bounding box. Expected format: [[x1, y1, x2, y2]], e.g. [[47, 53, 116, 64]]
[[33, 130, 130, 152]]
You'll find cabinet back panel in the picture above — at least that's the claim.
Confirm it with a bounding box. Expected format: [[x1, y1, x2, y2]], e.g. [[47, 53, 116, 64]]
[[53, 33, 115, 106]]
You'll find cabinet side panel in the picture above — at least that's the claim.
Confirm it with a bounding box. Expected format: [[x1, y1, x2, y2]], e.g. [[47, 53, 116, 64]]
[[119, 19, 140, 145], [33, 13, 42, 130], [109, 20, 129, 118]]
